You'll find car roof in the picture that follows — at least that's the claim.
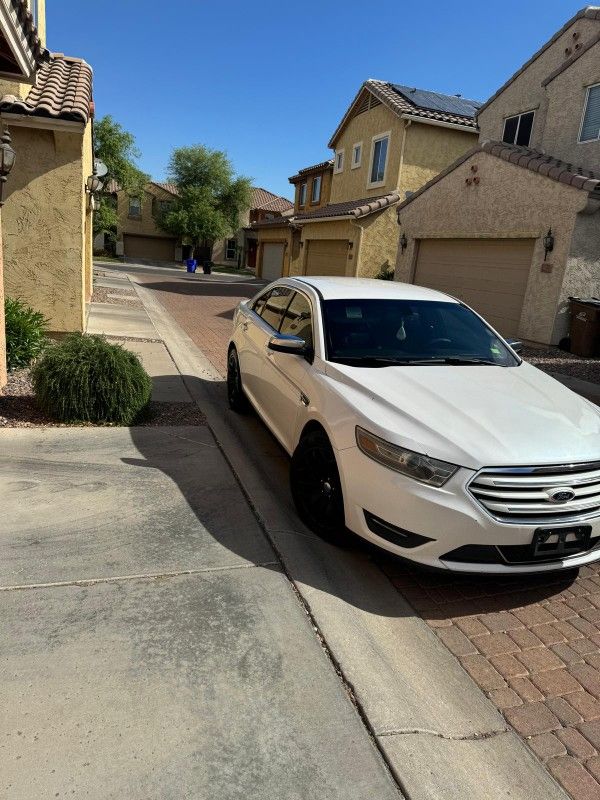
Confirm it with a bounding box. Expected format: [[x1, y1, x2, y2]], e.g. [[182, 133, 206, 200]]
[[286, 276, 459, 303]]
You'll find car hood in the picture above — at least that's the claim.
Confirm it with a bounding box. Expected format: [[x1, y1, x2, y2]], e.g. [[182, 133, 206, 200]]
[[324, 361, 600, 470]]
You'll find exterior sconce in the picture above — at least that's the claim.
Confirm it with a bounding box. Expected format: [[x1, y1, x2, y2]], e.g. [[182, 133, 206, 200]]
[[0, 129, 16, 206], [86, 173, 103, 194], [348, 241, 353, 250], [543, 228, 554, 260], [399, 232, 408, 253]]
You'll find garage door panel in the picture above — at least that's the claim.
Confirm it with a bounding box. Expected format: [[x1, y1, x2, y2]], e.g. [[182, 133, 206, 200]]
[[414, 238, 534, 337], [124, 235, 176, 262], [305, 240, 348, 276], [262, 243, 285, 281]]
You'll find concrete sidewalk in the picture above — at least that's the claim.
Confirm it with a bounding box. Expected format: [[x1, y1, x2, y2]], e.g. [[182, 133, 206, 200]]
[[0, 427, 400, 799]]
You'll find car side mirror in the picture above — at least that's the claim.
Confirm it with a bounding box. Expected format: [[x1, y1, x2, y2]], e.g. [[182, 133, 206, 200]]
[[506, 338, 523, 354], [267, 333, 309, 355]]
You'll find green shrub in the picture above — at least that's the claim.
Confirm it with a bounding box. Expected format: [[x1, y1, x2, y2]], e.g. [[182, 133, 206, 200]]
[[5, 297, 48, 371], [32, 333, 152, 424]]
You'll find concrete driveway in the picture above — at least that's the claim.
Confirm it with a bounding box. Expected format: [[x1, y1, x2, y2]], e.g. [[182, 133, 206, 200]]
[[0, 427, 399, 799]]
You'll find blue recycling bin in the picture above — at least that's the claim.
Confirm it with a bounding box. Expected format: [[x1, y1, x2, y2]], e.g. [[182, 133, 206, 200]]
[[186, 258, 197, 273]]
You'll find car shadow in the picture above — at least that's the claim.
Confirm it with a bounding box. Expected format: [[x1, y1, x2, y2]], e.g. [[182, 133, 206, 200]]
[[135, 279, 266, 300], [125, 373, 581, 621]]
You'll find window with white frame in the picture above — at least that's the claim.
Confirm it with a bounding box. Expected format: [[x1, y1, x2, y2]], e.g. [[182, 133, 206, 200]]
[[352, 142, 362, 169], [226, 238, 237, 260], [580, 84, 600, 142], [311, 175, 322, 203], [369, 133, 389, 186], [128, 196, 142, 216], [502, 110, 534, 146], [334, 149, 344, 173], [298, 182, 307, 206]]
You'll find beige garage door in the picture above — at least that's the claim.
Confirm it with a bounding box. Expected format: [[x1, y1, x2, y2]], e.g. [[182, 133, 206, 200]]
[[124, 234, 176, 262], [414, 238, 535, 337], [305, 239, 348, 276], [262, 242, 285, 281]]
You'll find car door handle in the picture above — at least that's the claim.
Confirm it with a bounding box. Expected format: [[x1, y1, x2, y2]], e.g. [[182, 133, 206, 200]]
[[300, 392, 310, 407]]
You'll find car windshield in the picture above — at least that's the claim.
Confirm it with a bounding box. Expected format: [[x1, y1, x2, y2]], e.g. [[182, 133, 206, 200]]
[[322, 299, 519, 367]]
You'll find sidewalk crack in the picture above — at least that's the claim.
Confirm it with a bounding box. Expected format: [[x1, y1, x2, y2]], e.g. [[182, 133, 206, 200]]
[[377, 727, 509, 741]]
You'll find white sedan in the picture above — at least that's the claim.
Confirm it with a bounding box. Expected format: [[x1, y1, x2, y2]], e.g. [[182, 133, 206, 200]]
[[228, 277, 600, 573]]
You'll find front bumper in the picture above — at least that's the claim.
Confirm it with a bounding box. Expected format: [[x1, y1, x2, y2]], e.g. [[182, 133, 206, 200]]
[[338, 446, 600, 573]]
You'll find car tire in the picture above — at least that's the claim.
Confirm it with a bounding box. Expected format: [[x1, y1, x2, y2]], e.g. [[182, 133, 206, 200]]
[[227, 347, 249, 413], [290, 428, 347, 546]]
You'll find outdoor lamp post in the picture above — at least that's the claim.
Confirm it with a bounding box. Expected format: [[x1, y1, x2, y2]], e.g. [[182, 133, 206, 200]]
[[0, 129, 16, 206], [0, 128, 15, 389]]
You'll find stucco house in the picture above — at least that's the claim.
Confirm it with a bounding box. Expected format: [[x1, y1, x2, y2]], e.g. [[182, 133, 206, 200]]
[[116, 183, 292, 268], [395, 6, 600, 344], [290, 80, 480, 278], [0, 0, 94, 386], [253, 159, 333, 280]]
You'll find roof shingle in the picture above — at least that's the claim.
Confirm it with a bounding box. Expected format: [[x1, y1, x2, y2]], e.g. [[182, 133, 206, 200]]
[[289, 159, 334, 182], [0, 54, 93, 122], [295, 192, 400, 221], [250, 187, 293, 212]]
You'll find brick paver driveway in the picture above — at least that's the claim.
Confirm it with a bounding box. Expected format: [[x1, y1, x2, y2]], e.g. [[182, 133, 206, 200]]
[[138, 268, 600, 800]]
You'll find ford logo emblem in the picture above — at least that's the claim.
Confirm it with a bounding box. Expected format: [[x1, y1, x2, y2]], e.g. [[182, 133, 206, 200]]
[[546, 487, 576, 504]]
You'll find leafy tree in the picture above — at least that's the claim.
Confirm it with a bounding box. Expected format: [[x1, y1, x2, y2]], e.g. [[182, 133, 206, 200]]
[[155, 145, 252, 259], [93, 115, 148, 237]]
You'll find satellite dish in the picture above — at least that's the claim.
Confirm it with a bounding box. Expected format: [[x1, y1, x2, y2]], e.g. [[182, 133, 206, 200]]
[[94, 158, 108, 178]]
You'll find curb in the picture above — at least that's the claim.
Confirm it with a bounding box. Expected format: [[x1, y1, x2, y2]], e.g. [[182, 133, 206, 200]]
[[130, 272, 569, 800]]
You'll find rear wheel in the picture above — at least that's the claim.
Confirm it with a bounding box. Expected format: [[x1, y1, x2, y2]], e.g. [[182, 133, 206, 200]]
[[290, 429, 347, 545], [227, 347, 249, 413]]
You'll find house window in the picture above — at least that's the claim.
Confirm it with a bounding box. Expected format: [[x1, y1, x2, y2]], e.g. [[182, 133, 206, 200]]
[[579, 83, 600, 142], [159, 200, 172, 214], [298, 182, 307, 206], [369, 133, 389, 186], [128, 196, 141, 217], [311, 175, 322, 203], [226, 239, 237, 260], [502, 111, 534, 146], [352, 142, 362, 169], [334, 149, 344, 173]]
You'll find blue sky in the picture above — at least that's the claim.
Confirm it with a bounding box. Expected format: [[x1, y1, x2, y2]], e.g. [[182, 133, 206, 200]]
[[49, 1, 585, 200]]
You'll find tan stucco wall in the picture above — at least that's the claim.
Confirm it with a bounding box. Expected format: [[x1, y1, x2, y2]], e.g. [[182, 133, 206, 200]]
[[542, 41, 600, 171], [293, 168, 332, 213], [82, 120, 93, 304], [477, 17, 599, 154], [395, 150, 589, 344], [2, 123, 89, 333], [559, 208, 600, 341], [401, 122, 477, 194], [117, 184, 178, 240], [355, 206, 400, 278]]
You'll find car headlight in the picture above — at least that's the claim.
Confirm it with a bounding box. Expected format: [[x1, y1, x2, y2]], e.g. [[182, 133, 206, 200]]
[[355, 426, 458, 487]]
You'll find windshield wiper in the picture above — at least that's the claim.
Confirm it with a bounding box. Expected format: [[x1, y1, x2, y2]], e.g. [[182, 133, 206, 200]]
[[403, 357, 499, 366], [330, 356, 412, 367]]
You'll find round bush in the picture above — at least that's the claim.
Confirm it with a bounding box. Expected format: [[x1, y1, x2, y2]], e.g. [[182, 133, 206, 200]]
[[5, 297, 48, 371], [32, 333, 152, 424]]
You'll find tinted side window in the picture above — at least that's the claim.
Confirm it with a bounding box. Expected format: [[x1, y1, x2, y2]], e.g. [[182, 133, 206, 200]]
[[252, 289, 271, 316], [260, 286, 293, 330], [280, 292, 313, 347]]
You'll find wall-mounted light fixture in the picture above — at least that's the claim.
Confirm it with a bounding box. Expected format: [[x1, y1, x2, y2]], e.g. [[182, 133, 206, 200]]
[[86, 173, 103, 194], [543, 228, 554, 260], [0, 129, 16, 206], [399, 232, 408, 253]]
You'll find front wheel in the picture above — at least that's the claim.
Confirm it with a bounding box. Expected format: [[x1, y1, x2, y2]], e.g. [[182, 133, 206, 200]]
[[290, 429, 347, 545], [227, 348, 249, 413]]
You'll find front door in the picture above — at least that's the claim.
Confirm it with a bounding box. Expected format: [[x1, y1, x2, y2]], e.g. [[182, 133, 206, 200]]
[[247, 239, 257, 269]]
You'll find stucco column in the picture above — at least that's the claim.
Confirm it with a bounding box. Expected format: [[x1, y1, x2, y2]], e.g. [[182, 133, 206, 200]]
[[0, 207, 6, 389]]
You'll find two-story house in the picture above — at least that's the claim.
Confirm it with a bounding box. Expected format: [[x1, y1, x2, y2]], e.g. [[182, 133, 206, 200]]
[[253, 159, 333, 280], [116, 183, 292, 268], [292, 80, 480, 278], [0, 0, 94, 386], [395, 6, 600, 344]]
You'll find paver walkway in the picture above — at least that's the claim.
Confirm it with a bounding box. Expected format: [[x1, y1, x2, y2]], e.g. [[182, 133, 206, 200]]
[[120, 262, 600, 800]]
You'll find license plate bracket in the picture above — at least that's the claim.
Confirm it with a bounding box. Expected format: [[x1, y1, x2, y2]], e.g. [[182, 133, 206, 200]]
[[533, 525, 592, 559]]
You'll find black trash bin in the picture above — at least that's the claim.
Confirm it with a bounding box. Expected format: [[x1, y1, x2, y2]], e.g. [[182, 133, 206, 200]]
[[568, 297, 600, 357], [202, 260, 212, 275]]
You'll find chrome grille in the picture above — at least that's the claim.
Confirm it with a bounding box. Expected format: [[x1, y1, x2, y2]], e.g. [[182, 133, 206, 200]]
[[468, 462, 600, 524]]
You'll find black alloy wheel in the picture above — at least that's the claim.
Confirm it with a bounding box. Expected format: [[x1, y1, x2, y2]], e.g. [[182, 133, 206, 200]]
[[290, 429, 347, 545], [227, 348, 249, 413]]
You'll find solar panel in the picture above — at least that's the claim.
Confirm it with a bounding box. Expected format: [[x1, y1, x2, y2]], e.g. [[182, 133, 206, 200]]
[[391, 84, 482, 118]]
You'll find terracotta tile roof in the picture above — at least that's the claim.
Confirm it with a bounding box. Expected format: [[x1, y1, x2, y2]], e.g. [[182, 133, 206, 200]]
[[0, 54, 93, 122], [295, 192, 400, 222], [289, 159, 334, 183], [477, 6, 600, 115], [395, 140, 600, 215], [329, 79, 480, 147], [152, 181, 179, 196], [252, 216, 293, 229], [250, 187, 293, 212]]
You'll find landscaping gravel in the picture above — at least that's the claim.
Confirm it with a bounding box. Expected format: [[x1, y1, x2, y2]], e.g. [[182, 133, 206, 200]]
[[0, 369, 205, 428], [522, 345, 599, 384], [91, 285, 142, 307]]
